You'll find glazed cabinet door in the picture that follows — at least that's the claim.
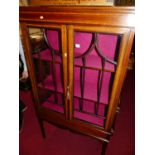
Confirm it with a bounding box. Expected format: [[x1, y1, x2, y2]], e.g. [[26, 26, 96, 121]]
[[20, 23, 68, 118], [67, 25, 133, 130]]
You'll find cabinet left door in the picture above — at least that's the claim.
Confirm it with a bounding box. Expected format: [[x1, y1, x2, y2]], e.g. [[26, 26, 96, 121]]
[[20, 23, 68, 118]]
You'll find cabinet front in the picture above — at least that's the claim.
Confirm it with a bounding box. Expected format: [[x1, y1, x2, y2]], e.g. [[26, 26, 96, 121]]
[[21, 23, 131, 130]]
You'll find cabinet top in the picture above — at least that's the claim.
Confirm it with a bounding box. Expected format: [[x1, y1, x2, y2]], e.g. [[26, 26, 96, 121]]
[[20, 6, 134, 13], [19, 6, 135, 28]]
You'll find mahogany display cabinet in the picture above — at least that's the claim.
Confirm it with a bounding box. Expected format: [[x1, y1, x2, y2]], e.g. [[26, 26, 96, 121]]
[[19, 6, 135, 155]]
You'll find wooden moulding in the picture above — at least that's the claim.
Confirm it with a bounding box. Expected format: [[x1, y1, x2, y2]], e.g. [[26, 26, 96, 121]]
[[19, 6, 135, 28], [29, 0, 114, 6]]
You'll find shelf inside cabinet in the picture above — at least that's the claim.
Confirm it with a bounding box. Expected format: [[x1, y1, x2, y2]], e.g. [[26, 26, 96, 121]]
[[32, 49, 115, 72], [42, 94, 64, 114], [41, 92, 106, 127], [73, 97, 106, 127], [74, 53, 115, 72], [32, 49, 62, 63], [74, 67, 111, 104], [37, 70, 111, 105], [74, 111, 104, 127], [74, 98, 106, 117], [38, 74, 63, 93]]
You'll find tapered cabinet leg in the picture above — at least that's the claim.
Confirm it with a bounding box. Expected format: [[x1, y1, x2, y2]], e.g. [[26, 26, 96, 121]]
[[101, 142, 108, 155], [38, 118, 46, 138]]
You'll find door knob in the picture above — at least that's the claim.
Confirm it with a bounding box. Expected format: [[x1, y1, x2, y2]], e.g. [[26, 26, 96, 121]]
[[64, 53, 67, 57], [40, 16, 44, 19]]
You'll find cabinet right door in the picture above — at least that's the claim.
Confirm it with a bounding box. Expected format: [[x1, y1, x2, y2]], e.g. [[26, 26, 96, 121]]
[[68, 25, 131, 129]]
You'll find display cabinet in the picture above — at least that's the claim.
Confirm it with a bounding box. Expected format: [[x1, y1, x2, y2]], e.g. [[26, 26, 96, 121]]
[[20, 6, 135, 154]]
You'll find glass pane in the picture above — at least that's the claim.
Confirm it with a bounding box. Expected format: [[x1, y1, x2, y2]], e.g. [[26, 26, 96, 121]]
[[73, 31, 120, 127], [28, 27, 65, 114]]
